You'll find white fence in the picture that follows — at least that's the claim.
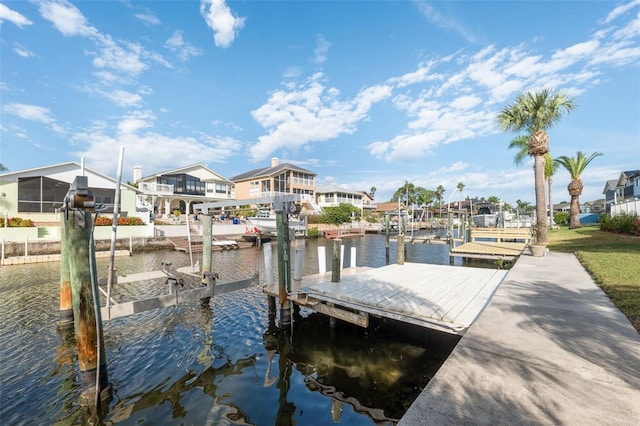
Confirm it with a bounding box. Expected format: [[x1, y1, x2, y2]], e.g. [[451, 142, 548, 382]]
[[611, 200, 640, 216]]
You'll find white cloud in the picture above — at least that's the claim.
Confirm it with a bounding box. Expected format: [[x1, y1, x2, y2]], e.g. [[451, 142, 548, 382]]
[[13, 43, 35, 58], [3, 102, 64, 134], [165, 31, 203, 61], [250, 73, 392, 162], [73, 113, 244, 176], [134, 12, 160, 26], [414, 1, 479, 44], [601, 0, 640, 24], [38, 0, 97, 37], [0, 3, 33, 27], [314, 35, 331, 64], [200, 0, 246, 48]]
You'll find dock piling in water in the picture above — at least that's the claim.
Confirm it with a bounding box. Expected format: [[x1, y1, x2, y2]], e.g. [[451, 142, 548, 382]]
[[331, 239, 341, 282], [57, 213, 73, 329]]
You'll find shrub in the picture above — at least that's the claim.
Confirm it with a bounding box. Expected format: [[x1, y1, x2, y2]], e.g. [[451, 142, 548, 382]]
[[1, 217, 35, 227], [599, 213, 639, 236], [94, 216, 145, 226], [554, 212, 569, 225], [307, 227, 319, 238]]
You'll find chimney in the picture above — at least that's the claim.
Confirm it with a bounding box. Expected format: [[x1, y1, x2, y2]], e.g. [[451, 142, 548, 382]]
[[271, 157, 279, 167], [133, 166, 142, 183]]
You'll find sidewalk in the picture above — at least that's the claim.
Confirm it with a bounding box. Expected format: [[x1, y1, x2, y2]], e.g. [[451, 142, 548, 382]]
[[399, 251, 640, 425]]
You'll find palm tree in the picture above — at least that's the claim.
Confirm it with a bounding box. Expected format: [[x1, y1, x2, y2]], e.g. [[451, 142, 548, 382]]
[[498, 89, 576, 245], [544, 153, 558, 227], [0, 163, 8, 173], [369, 186, 376, 200], [554, 151, 603, 229], [436, 185, 445, 217], [509, 135, 558, 227]]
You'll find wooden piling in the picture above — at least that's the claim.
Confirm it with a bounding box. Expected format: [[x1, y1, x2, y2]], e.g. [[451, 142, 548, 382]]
[[397, 234, 405, 265], [331, 239, 341, 282], [385, 214, 390, 261], [275, 209, 292, 328], [202, 213, 213, 285], [65, 210, 109, 404], [58, 213, 74, 328]]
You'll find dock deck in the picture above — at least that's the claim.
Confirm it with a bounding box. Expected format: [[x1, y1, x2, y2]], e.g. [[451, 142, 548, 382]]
[[267, 262, 507, 335]]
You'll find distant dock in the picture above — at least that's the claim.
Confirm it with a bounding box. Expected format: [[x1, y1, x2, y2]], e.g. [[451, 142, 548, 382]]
[[450, 227, 532, 260], [264, 262, 507, 335]]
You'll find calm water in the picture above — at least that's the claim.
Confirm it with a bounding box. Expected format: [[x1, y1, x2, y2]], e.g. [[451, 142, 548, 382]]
[[0, 234, 484, 425]]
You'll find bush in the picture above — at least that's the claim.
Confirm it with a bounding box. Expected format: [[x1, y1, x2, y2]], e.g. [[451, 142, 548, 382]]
[[554, 212, 569, 225], [307, 227, 319, 238], [94, 216, 145, 226], [1, 217, 35, 227], [599, 213, 639, 236]]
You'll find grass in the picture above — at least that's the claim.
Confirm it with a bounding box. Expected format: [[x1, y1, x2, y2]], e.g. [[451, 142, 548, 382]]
[[546, 225, 640, 332]]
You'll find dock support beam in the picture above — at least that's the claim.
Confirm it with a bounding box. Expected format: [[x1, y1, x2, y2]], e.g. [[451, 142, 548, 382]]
[[385, 214, 390, 262], [331, 239, 341, 282], [58, 213, 74, 329], [275, 202, 292, 329], [202, 213, 213, 286], [65, 209, 109, 406], [397, 234, 405, 265]]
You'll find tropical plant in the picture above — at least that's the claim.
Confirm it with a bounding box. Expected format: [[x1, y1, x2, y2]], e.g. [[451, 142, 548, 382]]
[[456, 182, 465, 205], [554, 151, 603, 229], [391, 181, 416, 205], [369, 186, 377, 200], [436, 185, 445, 217], [0, 163, 8, 173], [498, 89, 576, 244]]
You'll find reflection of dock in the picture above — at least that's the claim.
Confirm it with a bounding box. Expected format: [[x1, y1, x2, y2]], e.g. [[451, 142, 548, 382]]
[[450, 227, 532, 260], [265, 263, 507, 335]]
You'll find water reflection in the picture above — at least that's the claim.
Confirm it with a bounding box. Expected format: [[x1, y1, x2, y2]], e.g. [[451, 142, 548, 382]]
[[1, 235, 469, 425]]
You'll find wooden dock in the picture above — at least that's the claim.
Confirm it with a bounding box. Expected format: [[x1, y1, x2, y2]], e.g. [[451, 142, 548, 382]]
[[450, 227, 532, 260], [167, 236, 252, 252], [323, 228, 365, 239], [265, 262, 507, 335]]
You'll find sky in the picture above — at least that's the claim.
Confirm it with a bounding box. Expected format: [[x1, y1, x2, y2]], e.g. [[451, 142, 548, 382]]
[[1, 0, 639, 207]]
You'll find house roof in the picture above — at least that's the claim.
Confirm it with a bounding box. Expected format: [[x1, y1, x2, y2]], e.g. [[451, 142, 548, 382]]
[[375, 202, 406, 212], [138, 163, 232, 183], [316, 184, 363, 196], [617, 170, 640, 186], [230, 162, 315, 182], [602, 179, 618, 193], [0, 161, 138, 191]]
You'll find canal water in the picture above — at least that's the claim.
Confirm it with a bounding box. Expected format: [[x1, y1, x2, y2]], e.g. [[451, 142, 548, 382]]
[[0, 234, 485, 425]]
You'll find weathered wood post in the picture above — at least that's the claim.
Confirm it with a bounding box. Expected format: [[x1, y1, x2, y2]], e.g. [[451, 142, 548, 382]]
[[385, 214, 390, 262], [201, 211, 213, 285], [58, 213, 74, 329], [63, 176, 109, 407], [275, 201, 292, 328], [331, 239, 341, 282], [263, 240, 277, 317], [397, 233, 405, 265]]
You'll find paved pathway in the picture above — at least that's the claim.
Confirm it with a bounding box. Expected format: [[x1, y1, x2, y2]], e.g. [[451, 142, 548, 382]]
[[399, 251, 640, 426]]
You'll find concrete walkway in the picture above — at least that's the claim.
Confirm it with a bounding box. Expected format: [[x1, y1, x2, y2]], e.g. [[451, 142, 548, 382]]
[[399, 251, 640, 426]]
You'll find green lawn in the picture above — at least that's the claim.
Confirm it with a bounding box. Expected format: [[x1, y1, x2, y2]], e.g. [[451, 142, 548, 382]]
[[547, 226, 640, 332]]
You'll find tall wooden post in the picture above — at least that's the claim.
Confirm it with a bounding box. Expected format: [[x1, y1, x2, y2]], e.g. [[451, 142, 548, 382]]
[[385, 214, 390, 262], [58, 213, 74, 329], [397, 234, 405, 265], [201, 212, 213, 285], [275, 206, 291, 328], [65, 209, 109, 405], [331, 239, 341, 282]]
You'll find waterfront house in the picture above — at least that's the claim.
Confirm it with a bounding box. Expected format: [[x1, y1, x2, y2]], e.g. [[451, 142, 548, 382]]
[[133, 164, 234, 220], [0, 162, 139, 241], [316, 185, 366, 212], [616, 170, 640, 201], [230, 158, 320, 213]]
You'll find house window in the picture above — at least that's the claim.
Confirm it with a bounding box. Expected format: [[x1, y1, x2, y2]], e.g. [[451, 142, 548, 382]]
[[274, 172, 290, 194], [17, 176, 117, 213]]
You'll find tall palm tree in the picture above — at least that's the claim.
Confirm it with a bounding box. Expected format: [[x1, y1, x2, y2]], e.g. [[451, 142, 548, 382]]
[[554, 151, 603, 229], [509, 135, 558, 227], [498, 89, 576, 245], [436, 185, 445, 217], [544, 153, 558, 227], [369, 186, 376, 200], [0, 163, 8, 173]]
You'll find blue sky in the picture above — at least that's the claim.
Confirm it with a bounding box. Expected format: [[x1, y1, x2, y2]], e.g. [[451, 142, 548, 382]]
[[1, 0, 639, 206]]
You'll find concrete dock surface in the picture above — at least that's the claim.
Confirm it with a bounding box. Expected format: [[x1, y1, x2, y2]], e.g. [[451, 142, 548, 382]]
[[399, 251, 640, 425]]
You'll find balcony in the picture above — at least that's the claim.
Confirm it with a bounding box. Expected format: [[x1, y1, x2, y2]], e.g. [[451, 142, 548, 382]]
[[139, 182, 174, 195]]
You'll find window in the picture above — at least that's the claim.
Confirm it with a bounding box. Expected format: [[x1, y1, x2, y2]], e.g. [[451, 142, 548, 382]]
[[17, 176, 117, 213]]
